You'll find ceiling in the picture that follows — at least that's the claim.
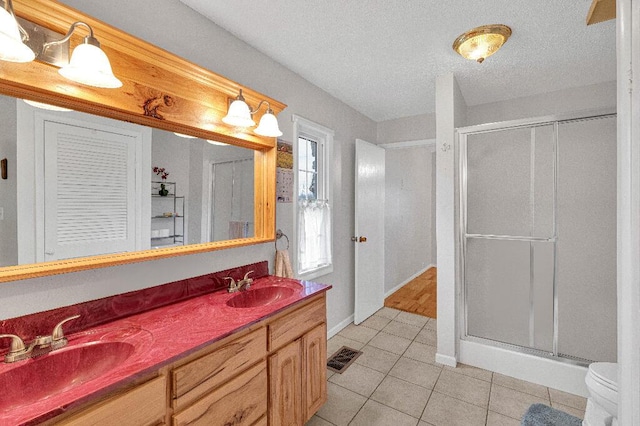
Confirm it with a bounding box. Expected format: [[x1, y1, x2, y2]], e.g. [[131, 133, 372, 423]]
[[180, 0, 616, 122]]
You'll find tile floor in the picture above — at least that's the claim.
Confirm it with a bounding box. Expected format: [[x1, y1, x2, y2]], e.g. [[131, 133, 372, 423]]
[[307, 307, 587, 426]]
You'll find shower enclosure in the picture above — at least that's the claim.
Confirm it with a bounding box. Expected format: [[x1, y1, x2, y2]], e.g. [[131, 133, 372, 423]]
[[209, 158, 254, 241], [459, 112, 617, 364]]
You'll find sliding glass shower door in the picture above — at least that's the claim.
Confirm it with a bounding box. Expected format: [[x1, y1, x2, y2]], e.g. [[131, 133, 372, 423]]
[[462, 124, 556, 354], [460, 114, 617, 363]]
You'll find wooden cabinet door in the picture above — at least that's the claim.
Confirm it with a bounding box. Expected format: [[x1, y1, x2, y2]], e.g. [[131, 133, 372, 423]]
[[302, 324, 327, 422], [269, 339, 302, 426]]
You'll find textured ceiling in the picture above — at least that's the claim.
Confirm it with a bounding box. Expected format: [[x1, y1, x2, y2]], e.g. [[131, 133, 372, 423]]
[[180, 0, 616, 122]]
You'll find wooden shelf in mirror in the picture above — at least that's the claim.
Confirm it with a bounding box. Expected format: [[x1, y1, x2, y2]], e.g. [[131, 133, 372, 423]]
[[0, 0, 284, 283]]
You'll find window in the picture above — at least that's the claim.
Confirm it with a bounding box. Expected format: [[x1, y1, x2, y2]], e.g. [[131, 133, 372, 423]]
[[292, 114, 333, 278]]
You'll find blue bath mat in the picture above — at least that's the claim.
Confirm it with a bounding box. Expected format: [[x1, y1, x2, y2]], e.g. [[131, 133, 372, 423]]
[[521, 403, 582, 426]]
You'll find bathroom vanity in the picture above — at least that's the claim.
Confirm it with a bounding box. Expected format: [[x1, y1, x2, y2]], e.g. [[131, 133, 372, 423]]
[[0, 263, 330, 425]]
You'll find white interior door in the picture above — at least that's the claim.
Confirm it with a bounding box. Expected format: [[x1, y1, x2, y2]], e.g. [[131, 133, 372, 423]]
[[354, 139, 385, 324], [44, 121, 138, 261]]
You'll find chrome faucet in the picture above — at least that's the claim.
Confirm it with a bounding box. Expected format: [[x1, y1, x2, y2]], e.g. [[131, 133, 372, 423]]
[[0, 314, 80, 363], [225, 271, 254, 293]]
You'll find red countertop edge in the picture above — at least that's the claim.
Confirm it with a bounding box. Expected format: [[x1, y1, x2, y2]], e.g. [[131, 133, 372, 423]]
[[0, 276, 331, 426]]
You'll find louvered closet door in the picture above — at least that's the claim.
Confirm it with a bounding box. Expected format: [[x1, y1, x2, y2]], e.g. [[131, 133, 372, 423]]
[[44, 121, 137, 260]]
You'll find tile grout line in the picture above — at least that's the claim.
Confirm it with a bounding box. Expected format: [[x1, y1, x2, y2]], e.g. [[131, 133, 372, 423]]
[[346, 310, 437, 424], [322, 309, 444, 425]]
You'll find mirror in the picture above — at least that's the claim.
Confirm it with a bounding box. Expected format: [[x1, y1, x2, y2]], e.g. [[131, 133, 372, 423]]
[[0, 0, 283, 282], [0, 95, 255, 268]]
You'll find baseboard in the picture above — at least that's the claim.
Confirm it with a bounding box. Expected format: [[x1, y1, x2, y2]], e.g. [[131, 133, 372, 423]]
[[385, 264, 437, 298], [459, 339, 589, 397], [435, 353, 457, 367], [328, 314, 354, 339]]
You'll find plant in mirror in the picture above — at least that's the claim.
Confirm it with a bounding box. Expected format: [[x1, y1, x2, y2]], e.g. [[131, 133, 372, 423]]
[[0, 94, 255, 268]]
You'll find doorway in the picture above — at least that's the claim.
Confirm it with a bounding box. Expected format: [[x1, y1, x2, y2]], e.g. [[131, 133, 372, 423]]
[[381, 141, 437, 318]]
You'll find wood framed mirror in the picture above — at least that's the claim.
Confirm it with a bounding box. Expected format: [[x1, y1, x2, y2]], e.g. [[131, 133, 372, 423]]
[[0, 0, 284, 282]]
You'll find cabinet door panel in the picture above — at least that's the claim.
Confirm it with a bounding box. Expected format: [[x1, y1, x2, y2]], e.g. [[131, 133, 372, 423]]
[[269, 297, 325, 351], [172, 362, 267, 426], [303, 324, 327, 422], [269, 339, 302, 426], [172, 327, 266, 410]]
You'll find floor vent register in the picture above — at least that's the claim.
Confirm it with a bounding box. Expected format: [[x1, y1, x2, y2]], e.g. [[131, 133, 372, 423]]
[[327, 346, 363, 373]]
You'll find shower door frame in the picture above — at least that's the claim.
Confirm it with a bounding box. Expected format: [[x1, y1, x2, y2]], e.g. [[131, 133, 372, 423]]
[[205, 158, 254, 242], [457, 108, 616, 366]]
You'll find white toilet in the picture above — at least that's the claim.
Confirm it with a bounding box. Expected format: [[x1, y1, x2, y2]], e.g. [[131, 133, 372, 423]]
[[583, 362, 618, 426]]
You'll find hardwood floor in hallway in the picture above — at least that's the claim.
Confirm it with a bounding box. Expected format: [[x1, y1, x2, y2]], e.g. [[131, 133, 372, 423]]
[[384, 267, 437, 318]]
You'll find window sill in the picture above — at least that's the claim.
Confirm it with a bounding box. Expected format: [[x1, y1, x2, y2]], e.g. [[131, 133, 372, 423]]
[[298, 264, 333, 281]]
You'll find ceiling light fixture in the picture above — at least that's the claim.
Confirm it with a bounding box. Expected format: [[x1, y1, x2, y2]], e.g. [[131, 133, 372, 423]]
[[0, 0, 35, 62], [222, 89, 283, 137], [452, 24, 512, 63]]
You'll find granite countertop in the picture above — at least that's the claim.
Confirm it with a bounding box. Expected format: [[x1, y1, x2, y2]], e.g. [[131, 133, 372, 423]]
[[0, 276, 331, 426]]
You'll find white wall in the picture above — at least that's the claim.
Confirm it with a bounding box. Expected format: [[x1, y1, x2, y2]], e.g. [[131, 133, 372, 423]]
[[0, 0, 376, 336], [383, 146, 435, 294]]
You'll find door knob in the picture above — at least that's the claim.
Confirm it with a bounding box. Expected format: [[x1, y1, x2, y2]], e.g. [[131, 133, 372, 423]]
[[351, 236, 367, 243]]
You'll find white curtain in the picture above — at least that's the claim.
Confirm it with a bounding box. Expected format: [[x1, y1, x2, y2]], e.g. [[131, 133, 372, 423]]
[[298, 199, 332, 273]]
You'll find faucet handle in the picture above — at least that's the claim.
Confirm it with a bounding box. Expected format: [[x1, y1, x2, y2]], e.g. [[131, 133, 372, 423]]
[[52, 314, 80, 341], [0, 334, 26, 354], [243, 271, 254, 281], [225, 276, 237, 292]]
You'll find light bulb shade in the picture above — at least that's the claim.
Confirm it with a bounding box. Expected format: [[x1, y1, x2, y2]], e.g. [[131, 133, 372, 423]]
[[0, 8, 35, 63], [222, 99, 255, 128], [174, 132, 197, 139], [59, 43, 122, 88], [254, 112, 283, 137], [207, 140, 229, 146], [453, 24, 511, 63], [24, 99, 72, 112]]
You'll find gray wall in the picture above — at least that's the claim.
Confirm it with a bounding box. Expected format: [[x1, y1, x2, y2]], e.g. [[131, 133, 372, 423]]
[[0, 0, 376, 336], [377, 112, 436, 143], [0, 97, 17, 267], [466, 81, 616, 125]]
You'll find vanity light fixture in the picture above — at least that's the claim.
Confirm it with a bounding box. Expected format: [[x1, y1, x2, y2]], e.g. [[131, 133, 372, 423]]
[[452, 24, 512, 63], [0, 2, 122, 89], [43, 22, 122, 88], [206, 140, 229, 146], [0, 0, 35, 62], [173, 132, 197, 139], [23, 99, 72, 112], [222, 89, 283, 137]]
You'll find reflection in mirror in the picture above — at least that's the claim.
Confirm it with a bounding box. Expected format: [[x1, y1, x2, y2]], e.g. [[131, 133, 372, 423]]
[[0, 94, 254, 268]]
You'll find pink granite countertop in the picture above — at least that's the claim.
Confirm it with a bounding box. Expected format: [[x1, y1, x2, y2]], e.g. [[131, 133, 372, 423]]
[[0, 276, 330, 426]]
